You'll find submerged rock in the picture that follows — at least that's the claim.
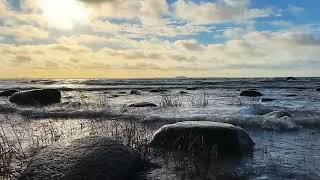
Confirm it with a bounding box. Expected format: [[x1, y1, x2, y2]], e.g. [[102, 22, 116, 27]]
[[150, 121, 255, 155], [20, 136, 144, 180], [240, 90, 263, 97], [128, 102, 157, 108], [186, 87, 197, 90], [285, 77, 296, 81], [0, 89, 18, 97], [109, 94, 120, 98], [267, 111, 292, 118], [130, 90, 141, 95], [10, 89, 61, 106], [285, 94, 297, 97], [179, 91, 188, 94], [149, 89, 168, 93]]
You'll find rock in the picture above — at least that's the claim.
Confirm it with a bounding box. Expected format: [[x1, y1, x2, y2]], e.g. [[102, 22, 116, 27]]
[[119, 91, 127, 94], [259, 98, 276, 102], [285, 94, 297, 97], [19, 136, 144, 180], [130, 90, 141, 95], [149, 89, 168, 93], [10, 89, 61, 106], [179, 91, 188, 94], [186, 87, 197, 90], [150, 121, 255, 155], [0, 89, 18, 97], [240, 90, 263, 97], [128, 102, 157, 108], [268, 111, 292, 118], [316, 88, 320, 92], [285, 77, 296, 81]]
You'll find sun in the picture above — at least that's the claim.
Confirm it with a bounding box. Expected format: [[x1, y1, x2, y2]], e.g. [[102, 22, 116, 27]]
[[39, 0, 89, 30]]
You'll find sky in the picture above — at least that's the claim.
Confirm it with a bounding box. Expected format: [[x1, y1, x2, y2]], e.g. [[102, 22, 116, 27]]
[[0, 0, 320, 78]]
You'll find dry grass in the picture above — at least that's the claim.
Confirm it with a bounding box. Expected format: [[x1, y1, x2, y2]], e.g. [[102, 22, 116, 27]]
[[159, 95, 182, 108], [188, 90, 209, 107], [0, 111, 159, 179]]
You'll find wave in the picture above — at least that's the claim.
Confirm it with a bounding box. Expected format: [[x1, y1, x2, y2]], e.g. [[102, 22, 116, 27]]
[[1, 103, 319, 131]]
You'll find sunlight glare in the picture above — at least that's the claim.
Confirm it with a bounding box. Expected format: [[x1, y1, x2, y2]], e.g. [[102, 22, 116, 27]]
[[40, 0, 89, 30]]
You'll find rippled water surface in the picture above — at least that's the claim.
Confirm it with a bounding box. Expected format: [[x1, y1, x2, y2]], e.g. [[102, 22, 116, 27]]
[[0, 78, 319, 179]]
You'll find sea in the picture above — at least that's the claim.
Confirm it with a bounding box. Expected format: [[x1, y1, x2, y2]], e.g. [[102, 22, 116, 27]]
[[0, 77, 319, 179]]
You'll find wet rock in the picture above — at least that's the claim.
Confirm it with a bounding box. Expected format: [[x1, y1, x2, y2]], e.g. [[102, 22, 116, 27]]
[[285, 77, 296, 81], [30, 80, 57, 84], [10, 89, 61, 106], [269, 111, 292, 118], [285, 94, 297, 97], [260, 98, 276, 102], [186, 87, 197, 90], [128, 102, 157, 108], [150, 121, 255, 155], [109, 95, 120, 98], [0, 89, 18, 97], [149, 89, 168, 93], [64, 96, 73, 99], [240, 90, 263, 97], [130, 90, 141, 95], [179, 91, 188, 94], [19, 136, 144, 180]]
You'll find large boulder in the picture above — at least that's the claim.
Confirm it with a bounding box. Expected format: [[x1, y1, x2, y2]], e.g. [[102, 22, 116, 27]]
[[240, 90, 263, 97], [128, 102, 157, 108], [0, 89, 18, 97], [20, 136, 144, 180], [150, 121, 254, 155], [10, 89, 61, 106]]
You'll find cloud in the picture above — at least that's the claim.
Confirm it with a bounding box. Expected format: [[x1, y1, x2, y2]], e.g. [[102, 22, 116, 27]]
[[81, 0, 168, 25], [0, 0, 319, 77], [12, 55, 33, 65], [269, 20, 293, 27], [223, 28, 245, 39], [0, 25, 49, 41], [175, 40, 204, 51], [123, 62, 163, 70], [287, 5, 304, 14], [57, 34, 108, 45], [173, 0, 273, 24]]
